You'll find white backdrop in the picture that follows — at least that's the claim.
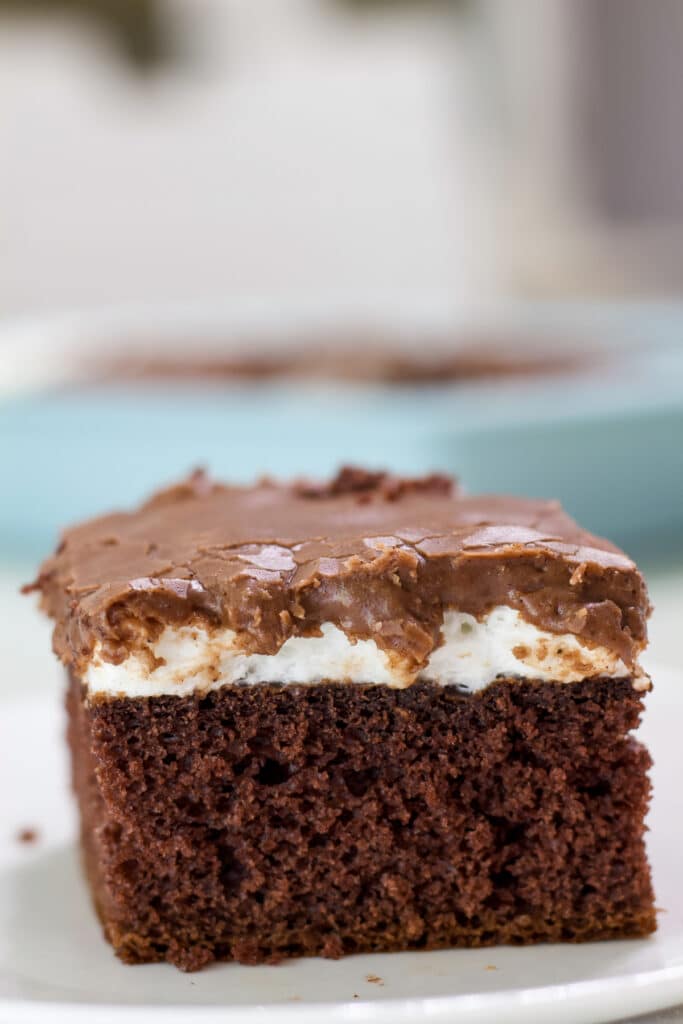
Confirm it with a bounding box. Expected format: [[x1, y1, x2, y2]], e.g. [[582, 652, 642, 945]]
[[0, 0, 492, 318]]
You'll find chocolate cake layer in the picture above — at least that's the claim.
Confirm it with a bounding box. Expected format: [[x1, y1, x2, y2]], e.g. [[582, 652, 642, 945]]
[[67, 674, 655, 971], [31, 468, 649, 679]]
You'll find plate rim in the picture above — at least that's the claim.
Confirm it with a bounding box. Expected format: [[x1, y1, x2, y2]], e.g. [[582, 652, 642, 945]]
[[2, 959, 683, 1024]]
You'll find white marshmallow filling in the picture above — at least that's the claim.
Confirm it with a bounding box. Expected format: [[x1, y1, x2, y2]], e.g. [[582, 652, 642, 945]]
[[83, 605, 643, 699]]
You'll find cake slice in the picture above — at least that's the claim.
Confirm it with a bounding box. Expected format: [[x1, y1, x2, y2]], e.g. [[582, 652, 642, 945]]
[[28, 467, 656, 971]]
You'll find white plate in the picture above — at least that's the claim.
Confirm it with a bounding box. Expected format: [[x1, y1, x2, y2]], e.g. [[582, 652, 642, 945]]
[[1, 659, 681, 1024]]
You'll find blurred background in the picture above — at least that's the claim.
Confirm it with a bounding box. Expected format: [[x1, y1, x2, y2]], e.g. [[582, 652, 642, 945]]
[[4, 12, 683, 1014], [3, 0, 683, 669]]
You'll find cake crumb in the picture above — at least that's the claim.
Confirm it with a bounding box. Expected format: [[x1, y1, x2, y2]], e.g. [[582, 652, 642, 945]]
[[16, 827, 39, 845], [365, 974, 384, 986], [484, 964, 497, 971]]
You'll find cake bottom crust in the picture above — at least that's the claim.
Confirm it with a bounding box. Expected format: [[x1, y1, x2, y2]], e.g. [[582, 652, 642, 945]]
[[67, 675, 656, 971]]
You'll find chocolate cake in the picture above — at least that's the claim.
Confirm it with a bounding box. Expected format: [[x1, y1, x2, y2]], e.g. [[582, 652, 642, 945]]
[[96, 339, 589, 386], [28, 467, 656, 971]]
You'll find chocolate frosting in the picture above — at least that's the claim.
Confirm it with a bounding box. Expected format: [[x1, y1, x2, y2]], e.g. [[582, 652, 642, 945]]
[[28, 467, 649, 675]]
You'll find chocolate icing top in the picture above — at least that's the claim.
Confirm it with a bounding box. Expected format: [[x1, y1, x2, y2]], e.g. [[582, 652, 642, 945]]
[[28, 467, 649, 675]]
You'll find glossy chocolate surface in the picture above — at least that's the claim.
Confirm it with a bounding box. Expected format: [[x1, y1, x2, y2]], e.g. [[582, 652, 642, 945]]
[[29, 468, 649, 673]]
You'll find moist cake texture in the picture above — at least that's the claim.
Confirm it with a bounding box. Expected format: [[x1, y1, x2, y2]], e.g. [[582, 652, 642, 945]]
[[29, 467, 656, 970]]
